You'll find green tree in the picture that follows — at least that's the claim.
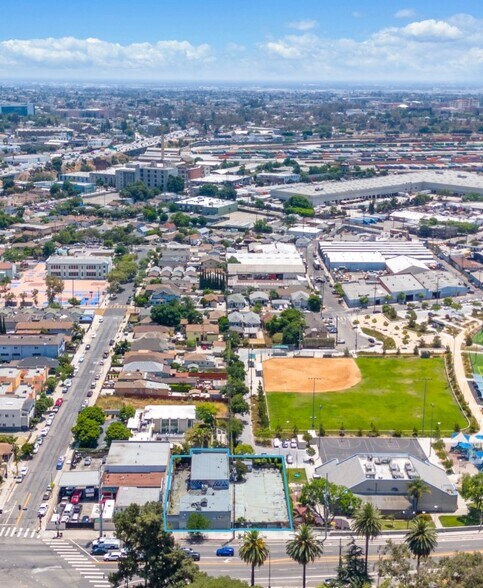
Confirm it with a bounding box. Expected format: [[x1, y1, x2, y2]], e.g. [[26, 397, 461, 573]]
[[300, 478, 361, 527], [109, 502, 198, 588], [71, 414, 101, 448], [195, 403, 217, 428], [42, 240, 56, 257], [405, 516, 438, 569], [20, 442, 34, 459], [407, 478, 430, 512], [167, 175, 185, 194], [239, 531, 269, 587], [460, 472, 483, 529], [151, 302, 182, 327], [198, 184, 218, 196], [105, 422, 132, 446], [307, 294, 321, 312], [119, 404, 136, 423], [79, 406, 105, 425], [234, 444, 255, 455], [186, 512, 211, 532], [286, 524, 323, 588], [336, 538, 369, 587], [231, 394, 249, 415], [45, 274, 64, 305], [352, 502, 383, 575]]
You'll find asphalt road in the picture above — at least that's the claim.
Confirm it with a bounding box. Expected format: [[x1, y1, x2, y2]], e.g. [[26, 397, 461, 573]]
[[2, 292, 131, 531]]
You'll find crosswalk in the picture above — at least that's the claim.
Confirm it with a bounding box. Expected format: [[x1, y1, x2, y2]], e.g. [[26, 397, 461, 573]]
[[44, 538, 110, 588], [0, 525, 40, 539]]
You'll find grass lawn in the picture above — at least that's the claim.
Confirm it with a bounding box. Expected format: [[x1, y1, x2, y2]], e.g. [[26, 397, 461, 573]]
[[473, 330, 483, 345], [467, 350, 483, 374], [380, 519, 411, 530], [267, 357, 465, 434], [286, 468, 308, 484], [439, 513, 479, 527]]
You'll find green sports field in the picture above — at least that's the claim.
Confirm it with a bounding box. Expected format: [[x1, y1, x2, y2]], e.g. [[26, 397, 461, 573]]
[[468, 351, 483, 374], [267, 357, 466, 435], [473, 330, 483, 345]]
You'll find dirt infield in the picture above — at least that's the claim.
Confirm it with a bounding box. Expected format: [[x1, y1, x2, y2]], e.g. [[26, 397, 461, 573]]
[[263, 357, 361, 393]]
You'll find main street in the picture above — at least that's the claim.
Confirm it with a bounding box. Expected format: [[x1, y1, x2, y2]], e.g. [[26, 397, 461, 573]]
[[1, 287, 132, 533], [0, 529, 481, 588]]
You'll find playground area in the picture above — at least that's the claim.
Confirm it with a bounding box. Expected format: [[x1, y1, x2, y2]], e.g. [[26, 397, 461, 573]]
[[7, 262, 107, 307], [263, 357, 362, 394]]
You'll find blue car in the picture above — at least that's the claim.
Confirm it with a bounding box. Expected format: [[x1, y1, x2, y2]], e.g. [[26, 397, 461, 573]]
[[216, 547, 234, 557]]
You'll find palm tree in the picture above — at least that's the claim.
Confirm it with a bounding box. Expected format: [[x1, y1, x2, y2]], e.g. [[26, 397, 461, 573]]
[[352, 502, 383, 575], [239, 530, 269, 587], [32, 289, 39, 307], [407, 478, 430, 513], [286, 524, 323, 588], [19, 292, 27, 307], [405, 517, 437, 569]]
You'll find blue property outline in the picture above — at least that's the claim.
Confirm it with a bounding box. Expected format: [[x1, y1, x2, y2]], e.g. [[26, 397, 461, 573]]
[[163, 447, 293, 532]]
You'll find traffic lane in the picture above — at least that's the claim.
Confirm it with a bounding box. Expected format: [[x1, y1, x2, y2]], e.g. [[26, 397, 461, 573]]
[[0, 539, 93, 588], [8, 311, 125, 526]]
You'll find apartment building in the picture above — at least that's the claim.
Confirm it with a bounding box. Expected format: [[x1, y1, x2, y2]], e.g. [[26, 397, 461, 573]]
[[0, 335, 65, 361], [46, 256, 112, 280], [0, 396, 34, 431]]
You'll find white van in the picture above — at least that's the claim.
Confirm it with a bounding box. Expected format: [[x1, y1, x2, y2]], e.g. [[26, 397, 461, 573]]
[[92, 537, 121, 550], [62, 503, 74, 517]]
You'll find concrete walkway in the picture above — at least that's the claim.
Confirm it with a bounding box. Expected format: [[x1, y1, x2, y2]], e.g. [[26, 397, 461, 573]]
[[452, 320, 483, 433]]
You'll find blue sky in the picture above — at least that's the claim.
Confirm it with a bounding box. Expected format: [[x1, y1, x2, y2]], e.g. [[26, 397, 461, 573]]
[[0, 1, 482, 82]]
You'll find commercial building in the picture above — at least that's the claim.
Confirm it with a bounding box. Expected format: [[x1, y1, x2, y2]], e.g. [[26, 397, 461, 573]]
[[0, 334, 65, 361], [0, 396, 34, 431], [46, 255, 112, 280], [315, 453, 458, 513], [105, 441, 171, 474], [178, 196, 237, 216], [272, 170, 483, 206], [227, 243, 306, 285], [131, 405, 196, 435], [0, 103, 35, 116]]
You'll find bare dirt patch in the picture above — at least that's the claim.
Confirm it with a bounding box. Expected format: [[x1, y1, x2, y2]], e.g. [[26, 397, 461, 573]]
[[263, 358, 361, 393]]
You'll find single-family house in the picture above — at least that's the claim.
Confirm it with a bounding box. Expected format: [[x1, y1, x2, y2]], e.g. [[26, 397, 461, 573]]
[[249, 291, 270, 305], [291, 290, 310, 310], [227, 294, 248, 310]]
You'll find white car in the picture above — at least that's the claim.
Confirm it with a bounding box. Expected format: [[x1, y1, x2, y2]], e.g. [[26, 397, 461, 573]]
[[20, 466, 29, 476], [272, 438, 281, 448], [37, 436, 43, 446], [286, 454, 294, 465], [40, 427, 50, 437], [64, 379, 72, 387], [60, 513, 70, 524], [32, 444, 39, 454], [46, 417, 54, 426], [79, 356, 85, 363], [104, 551, 125, 562], [15, 474, 24, 484], [290, 439, 298, 449], [92, 333, 96, 338], [38, 503, 49, 517], [99, 318, 104, 323]]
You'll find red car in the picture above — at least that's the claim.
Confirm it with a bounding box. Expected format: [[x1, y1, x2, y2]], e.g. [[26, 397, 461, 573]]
[[70, 490, 82, 504], [55, 398, 64, 407]]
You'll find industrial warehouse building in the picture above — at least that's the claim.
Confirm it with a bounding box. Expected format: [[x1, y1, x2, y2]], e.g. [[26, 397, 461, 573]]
[[271, 170, 483, 206], [178, 196, 237, 216], [227, 242, 306, 286]]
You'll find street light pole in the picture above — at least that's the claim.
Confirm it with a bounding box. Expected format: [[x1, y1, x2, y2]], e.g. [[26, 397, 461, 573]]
[[309, 378, 322, 431], [420, 378, 431, 436], [268, 551, 271, 588], [429, 403, 435, 457]]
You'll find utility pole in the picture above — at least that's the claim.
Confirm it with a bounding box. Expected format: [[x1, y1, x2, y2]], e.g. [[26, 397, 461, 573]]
[[309, 377, 323, 430], [419, 378, 432, 436]]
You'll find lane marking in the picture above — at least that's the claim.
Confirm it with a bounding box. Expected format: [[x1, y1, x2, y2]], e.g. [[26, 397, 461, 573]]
[[15, 492, 31, 527]]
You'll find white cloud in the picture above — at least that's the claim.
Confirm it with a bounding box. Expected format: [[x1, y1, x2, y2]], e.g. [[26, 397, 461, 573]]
[[0, 36, 213, 71], [259, 13, 483, 81], [287, 20, 317, 31], [401, 19, 462, 40], [394, 9, 415, 19]]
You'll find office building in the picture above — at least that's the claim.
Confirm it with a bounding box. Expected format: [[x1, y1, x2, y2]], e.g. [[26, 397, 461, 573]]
[[46, 256, 112, 280]]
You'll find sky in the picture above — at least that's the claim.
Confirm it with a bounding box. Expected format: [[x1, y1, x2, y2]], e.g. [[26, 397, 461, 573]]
[[0, 0, 482, 84]]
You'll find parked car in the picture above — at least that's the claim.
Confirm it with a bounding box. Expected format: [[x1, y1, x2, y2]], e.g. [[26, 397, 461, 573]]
[[216, 547, 234, 557], [87, 390, 93, 397], [286, 454, 294, 465], [81, 515, 90, 523], [84, 456, 92, 466], [15, 474, 24, 484], [64, 379, 72, 387], [56, 456, 65, 470], [79, 355, 85, 363], [272, 438, 281, 448], [81, 400, 88, 409], [85, 344, 91, 350], [42, 489, 51, 500], [40, 427, 50, 437], [32, 444, 39, 454], [290, 439, 297, 449], [55, 398, 63, 407], [282, 440, 289, 448], [70, 490, 82, 504], [46, 417, 54, 426], [38, 503, 48, 517], [20, 466, 28, 476]]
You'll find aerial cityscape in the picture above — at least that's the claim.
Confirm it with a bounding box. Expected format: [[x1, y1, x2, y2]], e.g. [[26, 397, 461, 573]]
[[0, 1, 482, 587]]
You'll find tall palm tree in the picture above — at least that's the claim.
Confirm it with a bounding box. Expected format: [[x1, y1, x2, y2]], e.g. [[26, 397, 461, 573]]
[[407, 478, 430, 513], [405, 517, 437, 569], [286, 524, 323, 588], [352, 502, 382, 575], [32, 289, 39, 307], [239, 530, 269, 587]]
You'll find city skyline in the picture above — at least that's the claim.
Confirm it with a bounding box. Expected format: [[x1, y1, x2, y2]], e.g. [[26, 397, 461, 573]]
[[0, 1, 482, 83]]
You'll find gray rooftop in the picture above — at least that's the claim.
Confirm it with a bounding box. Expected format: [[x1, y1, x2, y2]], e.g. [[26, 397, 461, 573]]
[[115, 486, 161, 508], [179, 487, 231, 513], [106, 441, 171, 472], [58, 470, 100, 488], [191, 451, 229, 482]]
